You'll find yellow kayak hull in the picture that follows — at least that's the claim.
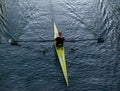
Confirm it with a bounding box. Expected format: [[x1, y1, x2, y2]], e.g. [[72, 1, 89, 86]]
[[54, 22, 68, 86]]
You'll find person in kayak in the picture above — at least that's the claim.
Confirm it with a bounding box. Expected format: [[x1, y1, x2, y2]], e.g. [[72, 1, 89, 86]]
[[54, 32, 65, 48]]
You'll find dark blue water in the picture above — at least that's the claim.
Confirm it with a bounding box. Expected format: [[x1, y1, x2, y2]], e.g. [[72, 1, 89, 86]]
[[0, 0, 120, 91]]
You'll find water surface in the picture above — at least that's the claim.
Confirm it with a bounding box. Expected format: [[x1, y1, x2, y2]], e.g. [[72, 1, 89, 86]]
[[0, 0, 120, 91]]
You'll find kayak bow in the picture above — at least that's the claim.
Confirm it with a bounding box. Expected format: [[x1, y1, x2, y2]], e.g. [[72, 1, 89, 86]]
[[54, 22, 68, 86]]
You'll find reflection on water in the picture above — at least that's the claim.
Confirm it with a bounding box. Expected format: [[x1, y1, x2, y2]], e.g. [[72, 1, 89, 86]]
[[0, 0, 8, 42], [0, 0, 5, 42], [0, 0, 17, 43]]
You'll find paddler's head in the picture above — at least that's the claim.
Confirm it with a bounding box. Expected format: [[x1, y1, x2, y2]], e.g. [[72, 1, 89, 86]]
[[58, 32, 62, 37]]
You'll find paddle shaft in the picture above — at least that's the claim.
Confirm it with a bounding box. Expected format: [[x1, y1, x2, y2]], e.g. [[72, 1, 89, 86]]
[[11, 38, 104, 43]]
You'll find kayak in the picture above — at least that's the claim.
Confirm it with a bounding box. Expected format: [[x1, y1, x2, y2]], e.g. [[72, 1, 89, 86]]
[[54, 22, 68, 86]]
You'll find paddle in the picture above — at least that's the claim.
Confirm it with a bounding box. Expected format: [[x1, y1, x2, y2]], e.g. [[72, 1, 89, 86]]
[[97, 38, 104, 43], [65, 38, 104, 43], [8, 38, 104, 45], [8, 39, 19, 45]]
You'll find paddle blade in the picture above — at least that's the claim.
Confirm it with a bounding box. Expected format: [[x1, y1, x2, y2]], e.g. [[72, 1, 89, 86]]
[[97, 38, 104, 43]]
